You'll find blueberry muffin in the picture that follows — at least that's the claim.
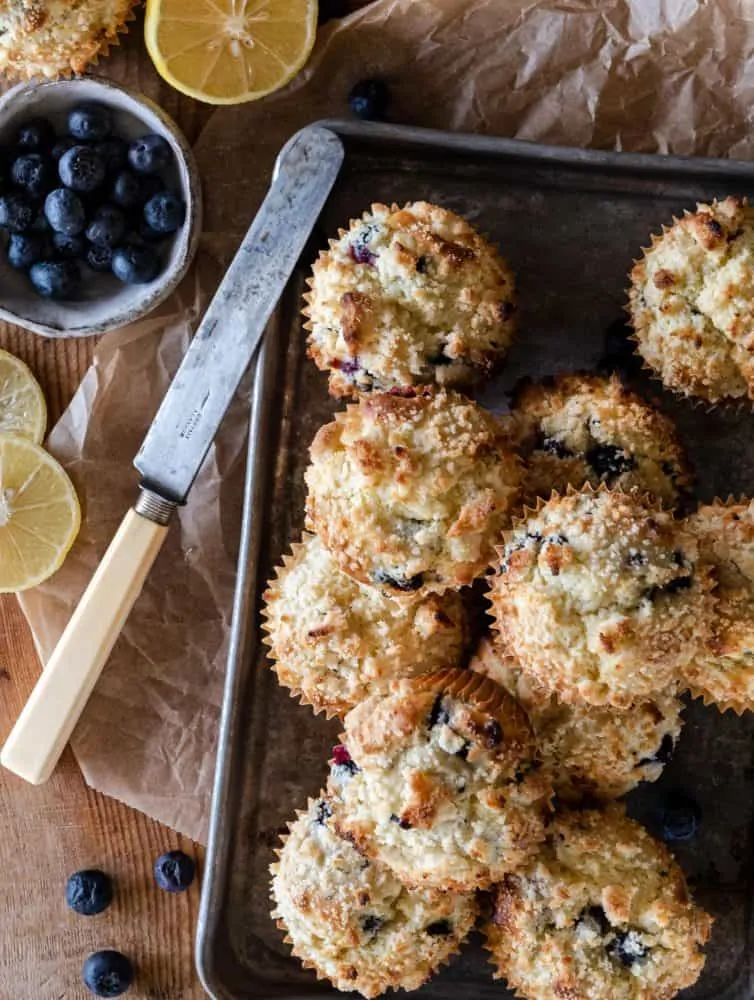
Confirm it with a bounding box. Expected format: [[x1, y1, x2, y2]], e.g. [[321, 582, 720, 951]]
[[304, 201, 517, 398], [485, 805, 713, 1000], [470, 638, 684, 802], [329, 668, 552, 891], [270, 795, 476, 998], [629, 197, 754, 404], [0, 0, 138, 79], [489, 486, 714, 708], [305, 387, 522, 600], [262, 532, 467, 718], [511, 373, 690, 509], [683, 498, 754, 713]]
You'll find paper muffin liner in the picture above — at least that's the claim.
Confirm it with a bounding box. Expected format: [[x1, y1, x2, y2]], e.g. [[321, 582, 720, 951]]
[[0, 0, 141, 81]]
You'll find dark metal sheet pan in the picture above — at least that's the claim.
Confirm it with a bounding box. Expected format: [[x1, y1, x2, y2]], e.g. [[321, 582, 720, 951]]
[[197, 120, 754, 1000]]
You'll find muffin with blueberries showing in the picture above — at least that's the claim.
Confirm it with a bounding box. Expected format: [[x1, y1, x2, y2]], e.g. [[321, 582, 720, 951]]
[[629, 196, 754, 405], [485, 805, 713, 1000], [0, 102, 186, 299], [304, 386, 522, 600], [511, 373, 690, 509], [305, 201, 517, 397], [270, 794, 477, 999], [489, 486, 715, 708]]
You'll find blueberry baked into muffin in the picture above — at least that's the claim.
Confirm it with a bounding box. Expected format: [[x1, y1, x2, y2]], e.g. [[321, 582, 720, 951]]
[[0, 0, 138, 79], [489, 486, 714, 707], [485, 805, 713, 1000], [270, 795, 477, 999], [470, 637, 684, 802], [304, 201, 517, 398], [511, 373, 690, 509], [683, 498, 754, 713], [629, 196, 754, 404], [329, 668, 552, 891], [262, 532, 467, 718], [305, 387, 522, 600]]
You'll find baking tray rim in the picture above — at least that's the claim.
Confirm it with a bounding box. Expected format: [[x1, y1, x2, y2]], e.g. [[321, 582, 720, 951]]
[[195, 118, 754, 1000]]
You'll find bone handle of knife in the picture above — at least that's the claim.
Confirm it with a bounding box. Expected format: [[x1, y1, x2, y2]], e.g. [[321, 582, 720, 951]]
[[1, 508, 169, 785]]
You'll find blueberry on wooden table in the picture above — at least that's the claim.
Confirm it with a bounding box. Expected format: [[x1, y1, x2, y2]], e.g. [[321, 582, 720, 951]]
[[29, 259, 81, 299], [68, 102, 114, 142], [82, 950, 133, 997], [154, 849, 196, 892], [66, 869, 114, 916], [348, 79, 391, 120], [15, 116, 55, 151], [58, 145, 106, 193], [128, 134, 173, 175], [111, 243, 161, 284], [658, 791, 701, 842]]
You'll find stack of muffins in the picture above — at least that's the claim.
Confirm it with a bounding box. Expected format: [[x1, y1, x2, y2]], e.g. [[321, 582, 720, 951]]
[[262, 198, 754, 999]]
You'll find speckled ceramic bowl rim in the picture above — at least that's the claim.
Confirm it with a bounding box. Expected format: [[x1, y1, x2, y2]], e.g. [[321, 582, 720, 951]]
[[0, 75, 202, 338]]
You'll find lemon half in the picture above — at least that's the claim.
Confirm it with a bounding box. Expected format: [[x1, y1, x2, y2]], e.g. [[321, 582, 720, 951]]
[[0, 434, 81, 593], [0, 349, 47, 445], [145, 0, 318, 105]]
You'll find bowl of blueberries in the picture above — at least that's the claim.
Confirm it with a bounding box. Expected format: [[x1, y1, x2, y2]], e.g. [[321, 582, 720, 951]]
[[0, 75, 201, 337]]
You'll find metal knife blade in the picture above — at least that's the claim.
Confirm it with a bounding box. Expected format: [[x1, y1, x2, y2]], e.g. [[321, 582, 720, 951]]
[[134, 125, 344, 504]]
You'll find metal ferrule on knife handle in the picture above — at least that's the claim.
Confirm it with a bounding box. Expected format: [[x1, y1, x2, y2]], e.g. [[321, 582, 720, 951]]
[[1, 125, 345, 785]]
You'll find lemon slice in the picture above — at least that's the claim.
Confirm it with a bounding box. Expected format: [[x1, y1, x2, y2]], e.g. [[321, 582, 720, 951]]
[[0, 434, 81, 593], [144, 0, 318, 106], [0, 349, 47, 445]]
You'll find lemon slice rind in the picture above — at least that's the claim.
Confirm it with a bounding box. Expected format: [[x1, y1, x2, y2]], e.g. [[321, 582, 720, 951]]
[[0, 349, 47, 446]]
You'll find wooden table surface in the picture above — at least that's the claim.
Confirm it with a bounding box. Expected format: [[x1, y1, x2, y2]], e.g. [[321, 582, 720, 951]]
[[0, 3, 369, 997]]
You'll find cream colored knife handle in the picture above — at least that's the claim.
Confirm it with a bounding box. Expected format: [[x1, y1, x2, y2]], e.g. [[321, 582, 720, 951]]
[[1, 503, 171, 785]]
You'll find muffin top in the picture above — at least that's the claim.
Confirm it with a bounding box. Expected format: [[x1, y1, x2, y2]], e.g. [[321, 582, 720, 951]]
[[629, 197, 754, 404], [511, 372, 690, 509], [0, 0, 137, 79], [305, 387, 522, 600], [485, 805, 713, 1000], [262, 532, 467, 718], [489, 486, 714, 707], [329, 668, 552, 891], [470, 637, 684, 802], [305, 201, 517, 398], [270, 795, 477, 999], [684, 498, 754, 712]]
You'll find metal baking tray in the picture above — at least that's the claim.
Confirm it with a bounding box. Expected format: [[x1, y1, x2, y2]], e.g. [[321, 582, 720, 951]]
[[196, 120, 754, 1000]]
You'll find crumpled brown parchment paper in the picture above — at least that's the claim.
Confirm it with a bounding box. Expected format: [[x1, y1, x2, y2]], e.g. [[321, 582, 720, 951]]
[[17, 0, 754, 842]]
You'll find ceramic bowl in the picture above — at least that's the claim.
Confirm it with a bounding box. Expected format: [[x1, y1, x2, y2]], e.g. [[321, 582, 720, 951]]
[[0, 76, 202, 338]]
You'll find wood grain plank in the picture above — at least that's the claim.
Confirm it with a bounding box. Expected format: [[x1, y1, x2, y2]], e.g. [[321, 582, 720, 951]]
[[0, 1, 374, 996]]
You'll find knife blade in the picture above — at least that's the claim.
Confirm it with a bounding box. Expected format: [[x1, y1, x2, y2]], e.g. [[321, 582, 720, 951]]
[[1, 124, 344, 785]]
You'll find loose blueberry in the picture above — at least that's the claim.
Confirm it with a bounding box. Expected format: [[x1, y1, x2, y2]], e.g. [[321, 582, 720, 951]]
[[154, 850, 196, 893], [86, 244, 114, 273], [348, 79, 391, 121], [109, 171, 143, 210], [82, 950, 134, 997], [607, 930, 648, 968], [111, 243, 161, 284], [128, 134, 172, 174], [66, 869, 114, 916], [68, 103, 113, 142], [0, 192, 35, 232], [6, 232, 46, 269], [585, 443, 636, 479], [86, 205, 126, 247], [426, 920, 452, 936], [59, 145, 106, 193], [51, 136, 78, 162], [658, 791, 701, 842], [143, 191, 185, 235], [44, 188, 86, 235], [94, 137, 129, 173], [16, 117, 55, 151], [53, 232, 86, 259], [11, 153, 53, 199], [29, 259, 80, 299]]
